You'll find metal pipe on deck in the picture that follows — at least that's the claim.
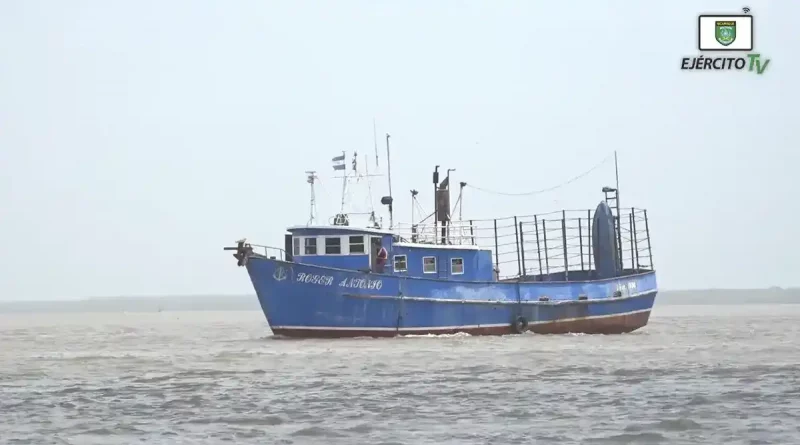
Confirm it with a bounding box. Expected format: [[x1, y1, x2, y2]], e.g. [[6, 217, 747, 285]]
[[519, 221, 526, 276], [614, 151, 623, 275], [578, 217, 584, 271], [534, 215, 542, 280], [514, 216, 522, 277], [629, 212, 635, 271], [493, 219, 500, 274], [562, 210, 569, 281], [469, 220, 475, 245], [433, 166, 439, 245], [616, 215, 623, 275], [542, 219, 550, 276], [587, 209, 592, 272], [631, 208, 639, 269], [644, 209, 653, 268]]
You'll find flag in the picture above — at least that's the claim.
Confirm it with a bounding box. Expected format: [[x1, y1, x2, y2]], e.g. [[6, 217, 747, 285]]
[[332, 153, 345, 171]]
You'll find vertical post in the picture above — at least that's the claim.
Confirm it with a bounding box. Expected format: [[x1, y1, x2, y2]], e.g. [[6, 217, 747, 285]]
[[433, 166, 439, 245], [519, 221, 526, 276], [534, 215, 542, 280], [631, 208, 639, 269], [578, 217, 584, 271], [561, 210, 568, 281], [542, 219, 550, 276], [340, 150, 347, 213], [628, 212, 635, 271], [493, 219, 500, 273], [385, 136, 394, 229], [614, 151, 622, 275], [410, 194, 415, 227], [514, 216, 522, 277], [469, 219, 475, 245], [616, 213, 624, 276], [587, 209, 592, 272], [644, 209, 654, 268]]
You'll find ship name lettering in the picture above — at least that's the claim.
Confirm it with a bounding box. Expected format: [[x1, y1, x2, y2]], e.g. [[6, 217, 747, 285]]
[[296, 272, 334, 286], [616, 281, 637, 294], [339, 277, 383, 290]]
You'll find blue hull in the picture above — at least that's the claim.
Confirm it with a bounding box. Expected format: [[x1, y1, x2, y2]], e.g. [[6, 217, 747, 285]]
[[245, 256, 658, 338]]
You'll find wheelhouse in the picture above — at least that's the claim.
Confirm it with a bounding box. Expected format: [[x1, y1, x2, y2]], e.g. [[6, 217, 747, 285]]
[[284, 226, 495, 282]]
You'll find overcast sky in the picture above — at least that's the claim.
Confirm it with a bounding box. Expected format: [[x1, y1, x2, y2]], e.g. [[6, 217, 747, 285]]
[[1, 1, 797, 300]]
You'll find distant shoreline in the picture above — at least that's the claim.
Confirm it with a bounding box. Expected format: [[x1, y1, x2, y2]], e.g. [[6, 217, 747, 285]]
[[0, 288, 798, 314]]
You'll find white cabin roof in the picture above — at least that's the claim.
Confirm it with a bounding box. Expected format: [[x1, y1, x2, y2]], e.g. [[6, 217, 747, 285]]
[[284, 226, 487, 250], [286, 225, 396, 235]]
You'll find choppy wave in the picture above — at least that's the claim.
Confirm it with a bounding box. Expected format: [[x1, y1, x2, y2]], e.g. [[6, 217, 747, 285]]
[[1, 305, 799, 444]]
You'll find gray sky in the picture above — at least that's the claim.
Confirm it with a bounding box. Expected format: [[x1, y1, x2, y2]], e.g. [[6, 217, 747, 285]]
[[1, 1, 797, 300]]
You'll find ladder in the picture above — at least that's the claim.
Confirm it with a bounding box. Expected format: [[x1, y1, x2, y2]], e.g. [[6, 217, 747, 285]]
[[602, 186, 624, 274]]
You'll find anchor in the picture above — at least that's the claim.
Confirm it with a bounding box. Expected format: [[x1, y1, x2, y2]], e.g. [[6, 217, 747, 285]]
[[223, 238, 254, 267]]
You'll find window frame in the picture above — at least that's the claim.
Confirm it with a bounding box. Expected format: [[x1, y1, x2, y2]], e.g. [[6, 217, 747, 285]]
[[393, 254, 408, 272], [450, 257, 464, 275], [304, 237, 317, 255], [422, 256, 437, 274], [292, 237, 301, 256], [348, 235, 365, 254], [324, 236, 342, 255]]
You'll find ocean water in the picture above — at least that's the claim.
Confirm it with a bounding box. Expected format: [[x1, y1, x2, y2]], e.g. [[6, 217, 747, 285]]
[[1, 304, 799, 444]]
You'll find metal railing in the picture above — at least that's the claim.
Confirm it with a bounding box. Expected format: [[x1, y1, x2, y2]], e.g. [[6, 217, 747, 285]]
[[250, 244, 287, 261], [393, 220, 479, 246], [394, 207, 654, 280]]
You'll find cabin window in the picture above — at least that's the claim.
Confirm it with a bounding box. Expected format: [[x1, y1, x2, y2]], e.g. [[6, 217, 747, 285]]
[[292, 237, 301, 256], [349, 235, 365, 254], [304, 237, 317, 255], [325, 237, 341, 254], [451, 258, 464, 275], [423, 256, 437, 274], [393, 255, 407, 272]]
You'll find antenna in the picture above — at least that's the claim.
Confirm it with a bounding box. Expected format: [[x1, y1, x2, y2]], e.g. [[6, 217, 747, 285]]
[[743, 6, 751, 13], [379, 133, 394, 229], [339, 150, 347, 214], [305, 170, 319, 225], [373, 118, 379, 168]]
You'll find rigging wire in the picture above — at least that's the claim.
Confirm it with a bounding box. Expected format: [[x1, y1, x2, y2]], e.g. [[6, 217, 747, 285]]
[[465, 152, 615, 197]]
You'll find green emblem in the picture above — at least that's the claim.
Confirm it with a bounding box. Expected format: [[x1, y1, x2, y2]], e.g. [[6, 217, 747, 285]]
[[715, 20, 736, 46]]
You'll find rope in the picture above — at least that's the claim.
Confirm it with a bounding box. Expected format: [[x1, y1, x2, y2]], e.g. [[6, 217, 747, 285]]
[[465, 153, 614, 197]]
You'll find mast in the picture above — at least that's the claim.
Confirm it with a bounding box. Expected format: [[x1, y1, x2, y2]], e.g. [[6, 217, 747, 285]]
[[365, 154, 378, 228], [339, 150, 347, 214], [380, 133, 395, 229], [306, 170, 318, 225]]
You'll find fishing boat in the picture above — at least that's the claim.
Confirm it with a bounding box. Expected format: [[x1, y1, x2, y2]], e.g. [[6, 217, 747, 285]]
[[224, 138, 657, 338]]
